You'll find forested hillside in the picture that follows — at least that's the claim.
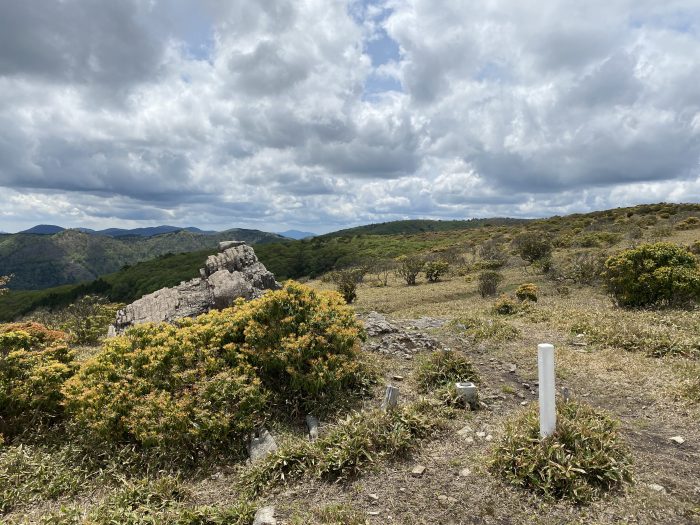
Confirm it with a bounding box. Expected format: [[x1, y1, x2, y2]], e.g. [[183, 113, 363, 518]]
[[0, 228, 285, 290]]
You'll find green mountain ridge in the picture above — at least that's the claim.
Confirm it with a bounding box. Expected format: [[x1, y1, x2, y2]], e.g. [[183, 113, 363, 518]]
[[2, 202, 697, 322], [0, 228, 285, 290]]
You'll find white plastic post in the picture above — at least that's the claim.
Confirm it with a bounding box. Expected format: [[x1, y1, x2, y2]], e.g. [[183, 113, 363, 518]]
[[538, 343, 556, 438]]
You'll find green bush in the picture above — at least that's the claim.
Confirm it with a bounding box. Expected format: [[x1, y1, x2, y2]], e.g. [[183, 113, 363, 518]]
[[477, 270, 503, 297], [0, 323, 75, 436], [512, 232, 553, 263], [479, 239, 508, 267], [415, 350, 479, 393], [515, 283, 538, 302], [493, 294, 519, 315], [562, 251, 607, 285], [424, 260, 450, 282], [491, 400, 633, 503], [63, 282, 371, 458], [395, 255, 425, 285], [604, 243, 700, 307]]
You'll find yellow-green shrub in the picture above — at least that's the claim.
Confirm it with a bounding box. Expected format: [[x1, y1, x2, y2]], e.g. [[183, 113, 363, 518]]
[[493, 294, 519, 315], [63, 282, 370, 457], [0, 323, 74, 436], [515, 283, 538, 302], [604, 243, 700, 307]]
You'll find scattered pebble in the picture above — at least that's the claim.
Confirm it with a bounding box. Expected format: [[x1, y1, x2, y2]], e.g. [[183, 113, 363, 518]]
[[457, 425, 473, 437], [368, 493, 379, 503], [669, 436, 685, 444], [459, 468, 471, 477], [520, 401, 528, 406], [647, 483, 666, 493], [465, 437, 474, 445], [367, 511, 380, 516], [485, 434, 493, 442], [411, 465, 426, 477], [476, 431, 486, 438], [392, 375, 404, 381], [508, 364, 517, 373]]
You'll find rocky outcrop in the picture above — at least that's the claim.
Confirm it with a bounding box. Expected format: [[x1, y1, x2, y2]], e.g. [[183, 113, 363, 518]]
[[111, 242, 280, 334]]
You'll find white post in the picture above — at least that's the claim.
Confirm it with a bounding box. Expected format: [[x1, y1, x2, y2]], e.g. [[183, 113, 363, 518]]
[[538, 343, 556, 438], [381, 385, 399, 412]]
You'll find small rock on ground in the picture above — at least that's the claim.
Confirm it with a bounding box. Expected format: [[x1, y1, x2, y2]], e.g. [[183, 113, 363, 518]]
[[253, 506, 276, 525]]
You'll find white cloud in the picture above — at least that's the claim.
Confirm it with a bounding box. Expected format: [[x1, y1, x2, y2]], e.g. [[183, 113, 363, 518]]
[[0, 0, 698, 233]]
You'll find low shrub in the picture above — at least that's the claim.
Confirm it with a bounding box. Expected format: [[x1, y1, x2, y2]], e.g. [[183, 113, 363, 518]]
[[561, 251, 607, 285], [491, 400, 633, 503], [63, 282, 372, 458], [477, 270, 503, 297], [395, 255, 425, 285], [452, 316, 520, 343], [515, 283, 538, 302], [0, 323, 74, 436], [479, 239, 509, 267], [424, 260, 450, 282], [493, 294, 519, 315], [675, 216, 700, 230], [690, 240, 700, 255], [244, 401, 447, 496], [604, 243, 700, 307], [415, 350, 479, 393]]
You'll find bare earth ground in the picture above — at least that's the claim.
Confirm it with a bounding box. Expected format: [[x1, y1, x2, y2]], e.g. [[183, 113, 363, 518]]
[[6, 258, 700, 524]]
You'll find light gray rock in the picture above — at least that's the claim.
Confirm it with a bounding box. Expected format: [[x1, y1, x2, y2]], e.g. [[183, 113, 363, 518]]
[[253, 506, 276, 525], [111, 243, 280, 334], [219, 240, 245, 252], [306, 415, 320, 441], [248, 429, 278, 463]]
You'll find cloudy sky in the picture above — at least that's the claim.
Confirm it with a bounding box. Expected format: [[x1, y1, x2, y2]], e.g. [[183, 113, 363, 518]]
[[1, 0, 699, 233]]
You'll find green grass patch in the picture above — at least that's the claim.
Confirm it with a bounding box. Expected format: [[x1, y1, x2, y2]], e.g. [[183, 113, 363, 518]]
[[490, 400, 633, 504], [243, 400, 448, 497]]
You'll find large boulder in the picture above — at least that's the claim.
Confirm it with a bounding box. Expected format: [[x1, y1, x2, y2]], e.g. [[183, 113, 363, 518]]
[[111, 242, 280, 334]]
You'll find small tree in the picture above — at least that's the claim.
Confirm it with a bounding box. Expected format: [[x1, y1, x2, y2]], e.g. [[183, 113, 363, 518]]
[[512, 232, 553, 263], [58, 295, 125, 345], [478, 270, 503, 297], [604, 242, 700, 307], [424, 260, 450, 282], [329, 268, 364, 304], [395, 255, 424, 286]]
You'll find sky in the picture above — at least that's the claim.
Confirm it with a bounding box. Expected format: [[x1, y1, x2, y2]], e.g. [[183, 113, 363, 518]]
[[0, 0, 699, 234]]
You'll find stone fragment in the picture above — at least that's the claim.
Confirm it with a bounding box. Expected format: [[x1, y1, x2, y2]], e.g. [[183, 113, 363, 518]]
[[669, 436, 685, 444], [253, 506, 276, 525], [248, 429, 278, 463], [306, 415, 320, 441], [411, 465, 426, 477], [647, 483, 666, 493], [367, 493, 379, 503], [459, 468, 471, 477], [219, 240, 246, 251]]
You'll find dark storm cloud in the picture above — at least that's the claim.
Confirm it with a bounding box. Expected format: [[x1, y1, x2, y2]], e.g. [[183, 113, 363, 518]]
[[0, 1, 163, 86]]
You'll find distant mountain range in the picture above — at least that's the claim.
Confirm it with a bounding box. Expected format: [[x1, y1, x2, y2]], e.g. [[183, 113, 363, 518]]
[[0, 228, 286, 290], [22, 224, 219, 237], [276, 229, 317, 240]]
